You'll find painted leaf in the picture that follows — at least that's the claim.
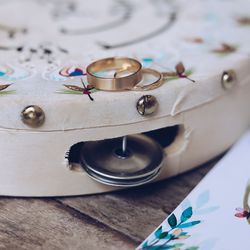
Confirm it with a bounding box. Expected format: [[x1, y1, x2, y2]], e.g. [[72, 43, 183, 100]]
[[142, 240, 148, 248], [196, 190, 209, 209], [141, 245, 174, 250], [181, 200, 192, 211], [178, 220, 201, 228], [157, 244, 180, 249], [57, 90, 83, 95], [146, 245, 172, 250], [195, 206, 219, 215], [186, 247, 199, 250], [0, 84, 11, 91], [142, 245, 159, 250], [63, 84, 83, 92], [186, 37, 204, 44], [180, 232, 188, 236], [237, 17, 250, 25], [146, 243, 184, 250], [172, 243, 184, 248], [0, 90, 15, 95], [177, 235, 190, 240], [159, 231, 169, 239], [154, 226, 163, 238], [212, 43, 237, 54], [181, 207, 193, 222], [168, 214, 177, 228]]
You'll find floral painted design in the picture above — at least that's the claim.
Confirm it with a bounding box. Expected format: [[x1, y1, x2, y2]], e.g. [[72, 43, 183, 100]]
[[141, 58, 195, 83], [211, 43, 238, 55], [56, 66, 96, 101], [184, 37, 238, 56], [140, 207, 200, 250], [185, 37, 204, 44], [43, 65, 85, 81], [138, 190, 219, 250], [235, 208, 250, 219], [59, 66, 86, 77], [56, 60, 195, 99], [163, 62, 195, 83], [0, 84, 15, 96], [235, 179, 250, 224], [237, 17, 250, 26], [0, 64, 32, 81], [58, 81, 97, 101]]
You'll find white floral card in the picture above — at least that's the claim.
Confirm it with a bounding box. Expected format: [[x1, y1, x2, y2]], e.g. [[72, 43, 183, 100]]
[[137, 131, 250, 250]]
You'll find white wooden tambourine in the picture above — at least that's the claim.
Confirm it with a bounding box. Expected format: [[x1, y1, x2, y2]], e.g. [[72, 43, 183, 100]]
[[0, 0, 250, 196]]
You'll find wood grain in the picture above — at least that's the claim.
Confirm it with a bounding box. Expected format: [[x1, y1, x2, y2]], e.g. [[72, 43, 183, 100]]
[[0, 199, 135, 250], [58, 157, 220, 243], [0, 157, 220, 249]]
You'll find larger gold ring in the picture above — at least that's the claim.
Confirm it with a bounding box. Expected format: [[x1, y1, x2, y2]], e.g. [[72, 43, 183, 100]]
[[86, 57, 142, 91], [132, 68, 164, 91]]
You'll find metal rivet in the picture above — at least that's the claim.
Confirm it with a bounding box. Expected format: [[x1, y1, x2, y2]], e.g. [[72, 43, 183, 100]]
[[221, 70, 236, 90], [136, 95, 158, 116], [21, 105, 45, 128]]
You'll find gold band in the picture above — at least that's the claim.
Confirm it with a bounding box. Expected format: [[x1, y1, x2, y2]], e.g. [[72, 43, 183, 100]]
[[132, 68, 164, 91], [86, 57, 142, 91]]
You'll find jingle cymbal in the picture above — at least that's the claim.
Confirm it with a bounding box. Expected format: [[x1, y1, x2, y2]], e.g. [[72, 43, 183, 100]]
[[80, 134, 164, 186], [82, 164, 161, 187]]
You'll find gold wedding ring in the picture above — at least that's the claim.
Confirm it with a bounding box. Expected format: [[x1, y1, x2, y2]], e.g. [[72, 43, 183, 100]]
[[132, 68, 164, 91], [86, 57, 142, 91], [86, 57, 164, 91]]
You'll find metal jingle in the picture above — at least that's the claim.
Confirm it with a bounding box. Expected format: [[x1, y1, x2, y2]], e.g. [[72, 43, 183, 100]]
[[221, 70, 236, 90], [21, 105, 45, 128], [136, 95, 158, 116], [82, 163, 161, 187], [80, 134, 164, 185]]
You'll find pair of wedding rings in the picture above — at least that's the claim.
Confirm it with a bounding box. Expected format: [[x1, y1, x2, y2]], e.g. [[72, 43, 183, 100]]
[[86, 57, 164, 91]]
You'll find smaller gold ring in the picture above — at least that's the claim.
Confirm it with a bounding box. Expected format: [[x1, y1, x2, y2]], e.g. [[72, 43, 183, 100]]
[[132, 68, 164, 91], [86, 57, 142, 91]]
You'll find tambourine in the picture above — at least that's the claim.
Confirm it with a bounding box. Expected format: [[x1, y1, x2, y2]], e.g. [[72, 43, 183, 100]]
[[0, 0, 249, 196]]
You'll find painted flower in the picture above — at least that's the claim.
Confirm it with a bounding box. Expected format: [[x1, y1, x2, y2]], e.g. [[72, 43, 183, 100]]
[[0, 83, 15, 96], [235, 208, 250, 219], [59, 66, 86, 77], [163, 62, 195, 83]]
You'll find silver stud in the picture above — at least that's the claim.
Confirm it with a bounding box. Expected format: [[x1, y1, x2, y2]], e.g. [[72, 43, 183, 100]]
[[221, 70, 236, 90], [136, 95, 158, 116], [21, 105, 45, 128]]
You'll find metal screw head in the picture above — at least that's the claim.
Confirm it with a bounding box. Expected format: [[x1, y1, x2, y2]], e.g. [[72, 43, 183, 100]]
[[221, 70, 236, 90], [136, 95, 158, 116], [21, 105, 45, 128]]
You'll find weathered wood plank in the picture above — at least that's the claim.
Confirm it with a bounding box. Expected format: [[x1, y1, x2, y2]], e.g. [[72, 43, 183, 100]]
[[60, 194, 166, 243], [0, 198, 135, 250], [0, 157, 222, 249], [58, 157, 220, 243]]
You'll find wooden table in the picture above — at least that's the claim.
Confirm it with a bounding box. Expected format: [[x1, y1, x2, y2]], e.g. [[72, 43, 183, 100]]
[[0, 158, 220, 250]]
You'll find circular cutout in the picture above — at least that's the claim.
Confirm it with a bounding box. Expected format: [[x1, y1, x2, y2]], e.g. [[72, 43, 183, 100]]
[[80, 134, 164, 186]]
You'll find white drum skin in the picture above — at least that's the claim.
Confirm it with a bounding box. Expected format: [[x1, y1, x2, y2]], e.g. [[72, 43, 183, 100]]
[[0, 77, 249, 196], [0, 0, 250, 196]]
